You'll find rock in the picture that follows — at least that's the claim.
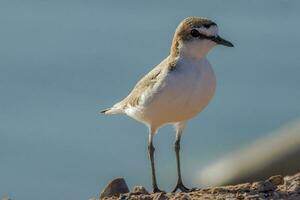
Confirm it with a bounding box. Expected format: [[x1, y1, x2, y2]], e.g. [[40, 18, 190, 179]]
[[252, 180, 276, 192], [285, 172, 300, 194], [268, 175, 284, 185], [211, 187, 228, 194], [153, 192, 168, 200], [132, 186, 149, 194], [99, 172, 300, 199], [287, 182, 300, 193], [170, 193, 190, 200], [100, 178, 129, 199], [234, 183, 252, 192]]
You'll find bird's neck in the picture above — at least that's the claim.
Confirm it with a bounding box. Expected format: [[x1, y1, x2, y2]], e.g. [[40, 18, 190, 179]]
[[170, 40, 213, 61], [180, 41, 212, 61]]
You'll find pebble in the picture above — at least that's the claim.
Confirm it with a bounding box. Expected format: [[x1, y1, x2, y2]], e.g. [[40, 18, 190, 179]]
[[132, 186, 149, 195], [100, 178, 129, 199]]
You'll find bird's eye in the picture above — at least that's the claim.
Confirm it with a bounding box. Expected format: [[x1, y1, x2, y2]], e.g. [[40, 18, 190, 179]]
[[203, 24, 211, 29], [190, 29, 200, 37]]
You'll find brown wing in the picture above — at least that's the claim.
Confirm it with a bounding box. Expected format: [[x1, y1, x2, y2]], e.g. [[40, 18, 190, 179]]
[[119, 56, 176, 108]]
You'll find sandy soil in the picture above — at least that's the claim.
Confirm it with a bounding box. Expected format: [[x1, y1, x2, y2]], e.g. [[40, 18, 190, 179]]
[[99, 172, 300, 200]]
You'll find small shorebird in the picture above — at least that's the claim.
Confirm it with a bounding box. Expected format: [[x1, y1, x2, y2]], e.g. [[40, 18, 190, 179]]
[[101, 16, 233, 192]]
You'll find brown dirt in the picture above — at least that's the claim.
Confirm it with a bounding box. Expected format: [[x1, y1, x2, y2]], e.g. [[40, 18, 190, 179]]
[[99, 172, 300, 200]]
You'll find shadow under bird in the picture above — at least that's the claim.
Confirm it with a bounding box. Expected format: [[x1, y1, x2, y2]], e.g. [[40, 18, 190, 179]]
[[101, 16, 233, 192]]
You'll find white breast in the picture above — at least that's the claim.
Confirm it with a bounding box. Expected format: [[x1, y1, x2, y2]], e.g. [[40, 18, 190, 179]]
[[126, 57, 216, 128]]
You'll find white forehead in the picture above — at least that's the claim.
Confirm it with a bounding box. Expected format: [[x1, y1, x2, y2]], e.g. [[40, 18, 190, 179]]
[[193, 25, 218, 36]]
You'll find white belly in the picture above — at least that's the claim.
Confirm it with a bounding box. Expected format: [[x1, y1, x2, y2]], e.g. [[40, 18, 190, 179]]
[[127, 58, 216, 128]]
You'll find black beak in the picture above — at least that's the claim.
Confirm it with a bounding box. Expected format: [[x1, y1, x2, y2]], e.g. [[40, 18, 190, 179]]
[[211, 35, 234, 47]]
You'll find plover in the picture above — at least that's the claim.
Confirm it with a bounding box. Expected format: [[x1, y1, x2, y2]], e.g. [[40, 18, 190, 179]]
[[101, 16, 233, 192]]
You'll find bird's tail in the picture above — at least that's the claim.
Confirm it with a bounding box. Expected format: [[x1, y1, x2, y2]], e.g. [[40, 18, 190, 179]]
[[99, 106, 123, 115]]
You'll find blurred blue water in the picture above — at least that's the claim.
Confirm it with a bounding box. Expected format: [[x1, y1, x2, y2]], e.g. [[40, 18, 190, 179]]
[[0, 1, 300, 199]]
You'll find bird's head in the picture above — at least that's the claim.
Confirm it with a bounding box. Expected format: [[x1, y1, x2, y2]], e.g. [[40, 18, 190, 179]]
[[170, 16, 233, 59]]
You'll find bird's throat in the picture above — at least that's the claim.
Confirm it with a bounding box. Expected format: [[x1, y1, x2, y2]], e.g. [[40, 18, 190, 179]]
[[177, 40, 215, 61]]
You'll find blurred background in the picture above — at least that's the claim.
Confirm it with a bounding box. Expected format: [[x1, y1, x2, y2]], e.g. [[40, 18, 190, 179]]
[[1, 0, 300, 200]]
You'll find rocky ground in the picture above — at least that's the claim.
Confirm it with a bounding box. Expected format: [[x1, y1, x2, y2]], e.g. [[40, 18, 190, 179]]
[[98, 172, 300, 200]]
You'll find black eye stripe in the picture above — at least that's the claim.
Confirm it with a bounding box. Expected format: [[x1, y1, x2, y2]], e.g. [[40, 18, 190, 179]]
[[190, 29, 200, 37], [190, 28, 217, 41], [203, 22, 216, 29], [203, 24, 211, 29]]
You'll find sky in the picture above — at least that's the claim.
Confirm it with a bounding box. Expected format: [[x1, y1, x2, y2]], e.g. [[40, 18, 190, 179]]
[[0, 1, 300, 200]]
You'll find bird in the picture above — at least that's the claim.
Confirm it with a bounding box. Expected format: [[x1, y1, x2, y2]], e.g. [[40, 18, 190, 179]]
[[100, 16, 233, 193]]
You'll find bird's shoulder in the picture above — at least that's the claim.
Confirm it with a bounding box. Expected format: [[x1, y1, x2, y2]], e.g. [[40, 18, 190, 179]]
[[120, 56, 179, 108]]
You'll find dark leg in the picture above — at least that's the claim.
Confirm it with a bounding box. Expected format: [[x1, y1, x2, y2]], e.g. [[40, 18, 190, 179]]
[[148, 134, 164, 193], [172, 135, 192, 192]]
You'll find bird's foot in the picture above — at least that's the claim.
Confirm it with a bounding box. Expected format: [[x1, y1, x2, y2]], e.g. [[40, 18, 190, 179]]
[[153, 186, 165, 193], [172, 182, 196, 193]]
